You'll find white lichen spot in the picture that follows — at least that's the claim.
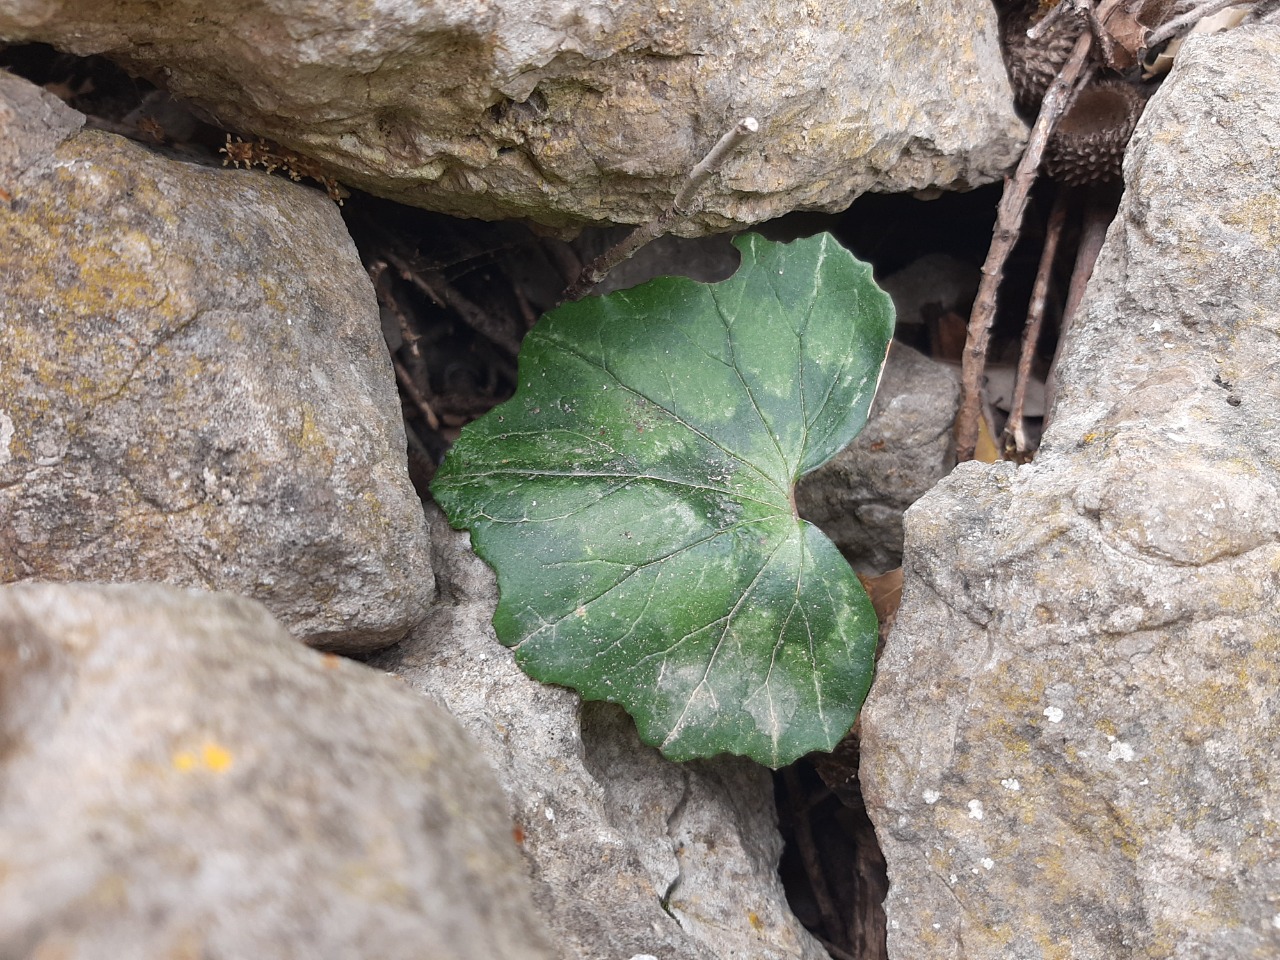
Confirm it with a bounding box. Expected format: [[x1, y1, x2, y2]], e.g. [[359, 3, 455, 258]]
[[544, 806, 555, 822], [1108, 741, 1136, 762], [1271, 913, 1280, 931], [922, 789, 941, 804], [981, 858, 994, 870], [0, 409, 13, 467], [1044, 706, 1064, 723], [1001, 778, 1021, 791], [967, 799, 985, 820]]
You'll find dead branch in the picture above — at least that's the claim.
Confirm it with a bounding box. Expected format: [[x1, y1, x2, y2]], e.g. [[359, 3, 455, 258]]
[[1004, 188, 1070, 457], [1028, 0, 1077, 39], [782, 766, 844, 949], [1043, 188, 1114, 426], [956, 0, 1139, 461], [1148, 0, 1258, 46], [560, 117, 759, 303], [392, 357, 441, 432], [955, 26, 1098, 461]]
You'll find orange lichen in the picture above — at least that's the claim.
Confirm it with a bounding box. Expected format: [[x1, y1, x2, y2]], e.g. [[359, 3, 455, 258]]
[[172, 740, 234, 773]]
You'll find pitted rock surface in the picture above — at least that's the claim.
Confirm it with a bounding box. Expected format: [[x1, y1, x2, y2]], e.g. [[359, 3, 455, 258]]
[[0, 582, 555, 960], [0, 0, 1025, 233], [0, 72, 431, 652], [860, 26, 1280, 960]]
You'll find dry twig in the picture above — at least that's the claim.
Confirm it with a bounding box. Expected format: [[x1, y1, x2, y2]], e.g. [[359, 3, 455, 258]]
[[1028, 0, 1078, 39], [560, 117, 759, 302], [956, 0, 1126, 462], [1043, 188, 1115, 425], [1147, 0, 1257, 46], [782, 766, 844, 950], [1004, 189, 1070, 457], [392, 357, 441, 432]]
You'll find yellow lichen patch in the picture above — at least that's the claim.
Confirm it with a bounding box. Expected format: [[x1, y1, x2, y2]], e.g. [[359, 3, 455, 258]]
[[295, 402, 336, 468], [1221, 192, 1280, 247], [172, 740, 234, 774]]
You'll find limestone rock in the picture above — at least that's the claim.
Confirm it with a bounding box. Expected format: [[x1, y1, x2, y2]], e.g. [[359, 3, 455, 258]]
[[370, 506, 828, 960], [0, 72, 432, 652], [797, 342, 959, 572], [861, 26, 1280, 960], [0, 1, 1025, 234], [0, 581, 556, 960]]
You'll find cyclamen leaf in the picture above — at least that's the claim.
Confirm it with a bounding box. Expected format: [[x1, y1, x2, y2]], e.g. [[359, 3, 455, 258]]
[[432, 233, 894, 767]]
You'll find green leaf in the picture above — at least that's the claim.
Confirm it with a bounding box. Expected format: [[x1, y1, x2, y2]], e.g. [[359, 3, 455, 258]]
[[432, 233, 894, 767]]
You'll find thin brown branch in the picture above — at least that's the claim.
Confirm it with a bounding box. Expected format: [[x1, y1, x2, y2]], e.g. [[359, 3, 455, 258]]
[[1061, 192, 1112, 332], [955, 1, 1125, 462], [815, 935, 860, 960], [1147, 0, 1256, 46], [782, 766, 843, 948], [392, 357, 441, 432], [1028, 0, 1077, 40], [1043, 189, 1114, 430], [1004, 188, 1070, 457], [560, 117, 759, 303]]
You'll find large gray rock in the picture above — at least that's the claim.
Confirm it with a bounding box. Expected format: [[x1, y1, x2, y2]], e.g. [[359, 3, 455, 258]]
[[797, 342, 959, 572], [0, 72, 432, 652], [861, 26, 1280, 960], [371, 506, 827, 960], [0, 582, 557, 960], [0, 1, 1025, 234]]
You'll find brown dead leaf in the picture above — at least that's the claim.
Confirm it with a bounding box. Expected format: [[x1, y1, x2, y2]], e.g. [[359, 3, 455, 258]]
[[974, 415, 1001, 464], [1101, 5, 1148, 67], [858, 567, 903, 631]]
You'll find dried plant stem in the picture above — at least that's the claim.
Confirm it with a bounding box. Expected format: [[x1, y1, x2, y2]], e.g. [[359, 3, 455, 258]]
[[1061, 191, 1113, 332], [1004, 188, 1070, 456], [815, 936, 860, 960], [561, 118, 759, 302], [782, 766, 843, 948], [955, 26, 1098, 462], [392, 357, 441, 432], [1028, 0, 1076, 39], [1042, 189, 1114, 425], [1147, 0, 1256, 46]]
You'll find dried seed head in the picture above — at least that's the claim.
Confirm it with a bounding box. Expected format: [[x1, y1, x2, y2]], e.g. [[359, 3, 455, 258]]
[[995, 0, 1084, 111], [1044, 81, 1148, 185]]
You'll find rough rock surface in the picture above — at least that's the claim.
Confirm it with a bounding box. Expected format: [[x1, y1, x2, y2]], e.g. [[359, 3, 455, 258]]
[[0, 73, 432, 652], [797, 342, 959, 572], [371, 507, 827, 960], [0, 1, 1025, 233], [861, 26, 1280, 960], [0, 581, 556, 960]]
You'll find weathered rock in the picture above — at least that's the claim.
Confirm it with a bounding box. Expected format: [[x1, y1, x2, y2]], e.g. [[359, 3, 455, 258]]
[[0, 1, 1025, 234], [0, 72, 432, 652], [0, 581, 557, 960], [861, 26, 1280, 960], [371, 506, 827, 960], [797, 342, 959, 572]]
